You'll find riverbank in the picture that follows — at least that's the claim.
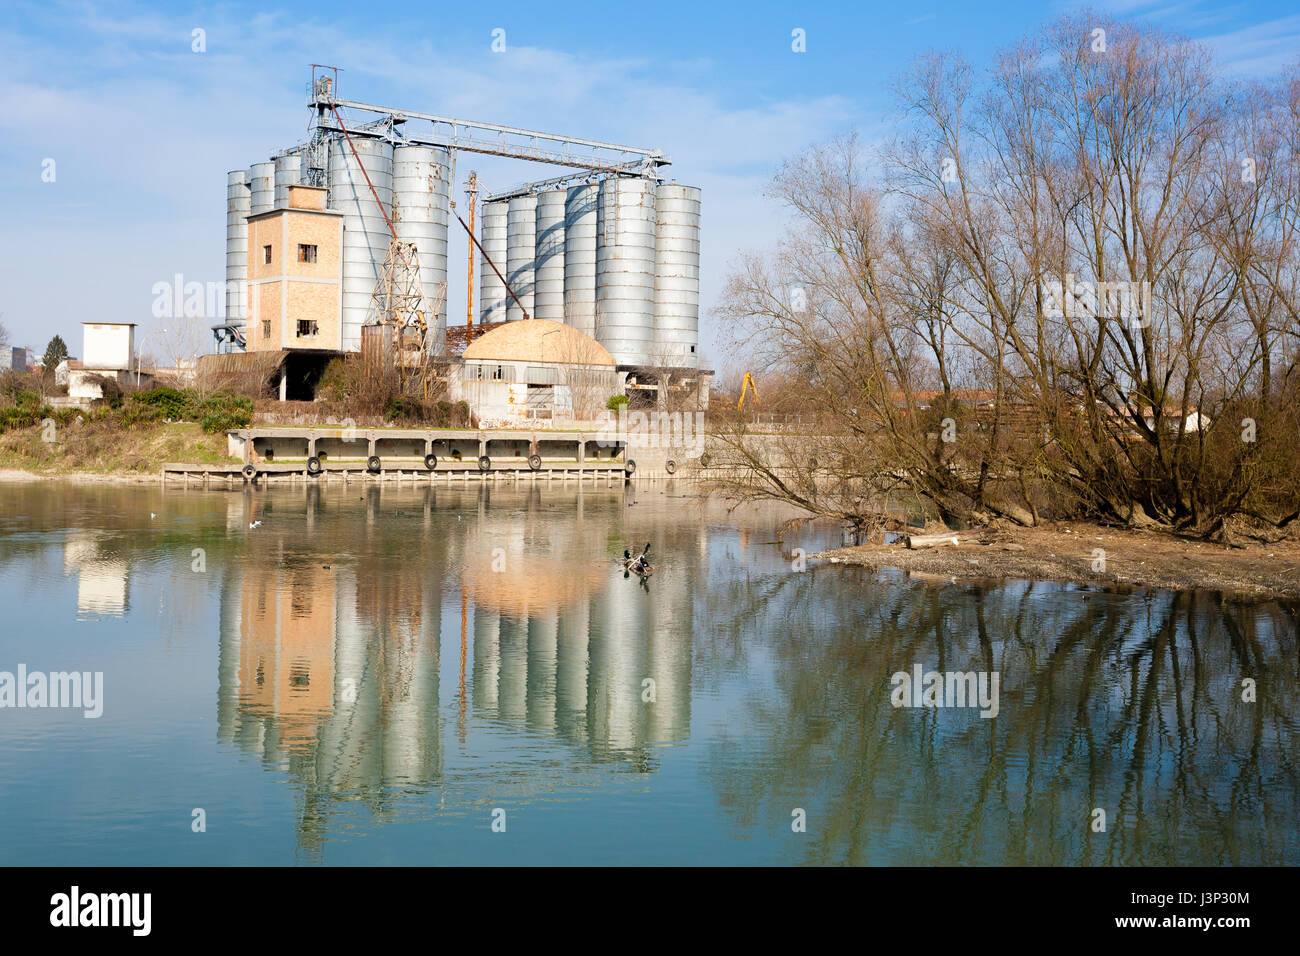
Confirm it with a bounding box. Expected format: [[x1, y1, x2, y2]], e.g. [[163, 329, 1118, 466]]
[[819, 521, 1300, 600], [0, 420, 236, 478]]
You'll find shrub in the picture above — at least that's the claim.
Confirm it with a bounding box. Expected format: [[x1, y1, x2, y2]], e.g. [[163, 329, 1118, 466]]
[[197, 394, 252, 433], [131, 386, 192, 420], [607, 394, 629, 412]]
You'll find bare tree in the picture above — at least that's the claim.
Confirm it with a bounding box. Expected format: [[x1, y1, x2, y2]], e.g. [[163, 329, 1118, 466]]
[[714, 16, 1300, 538]]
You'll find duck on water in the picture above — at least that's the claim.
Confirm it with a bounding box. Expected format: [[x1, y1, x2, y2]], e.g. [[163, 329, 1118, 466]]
[[622, 543, 653, 576]]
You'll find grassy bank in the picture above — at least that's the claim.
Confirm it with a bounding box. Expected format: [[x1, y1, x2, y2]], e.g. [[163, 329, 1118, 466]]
[[0, 384, 245, 475], [0, 419, 236, 475]]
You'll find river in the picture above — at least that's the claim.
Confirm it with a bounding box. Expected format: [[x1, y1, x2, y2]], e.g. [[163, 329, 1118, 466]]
[[0, 481, 1296, 865]]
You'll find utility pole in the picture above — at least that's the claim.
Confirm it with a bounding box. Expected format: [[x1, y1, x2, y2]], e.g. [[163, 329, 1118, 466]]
[[465, 171, 477, 331]]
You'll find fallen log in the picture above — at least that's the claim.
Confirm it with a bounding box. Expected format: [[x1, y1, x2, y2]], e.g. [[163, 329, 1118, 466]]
[[905, 532, 960, 550]]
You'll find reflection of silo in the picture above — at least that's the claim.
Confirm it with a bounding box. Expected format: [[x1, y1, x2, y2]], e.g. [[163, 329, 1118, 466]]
[[588, 582, 645, 753], [653, 184, 702, 369], [248, 162, 275, 216], [506, 195, 537, 321], [555, 600, 590, 741], [318, 569, 382, 793], [497, 613, 528, 721], [225, 170, 250, 328], [563, 184, 598, 337], [392, 145, 450, 352], [533, 191, 566, 322], [596, 177, 657, 366], [526, 609, 558, 731], [328, 137, 394, 351], [479, 200, 508, 324], [216, 566, 243, 743], [273, 154, 301, 208], [473, 605, 501, 712], [646, 563, 692, 743], [381, 616, 440, 784]]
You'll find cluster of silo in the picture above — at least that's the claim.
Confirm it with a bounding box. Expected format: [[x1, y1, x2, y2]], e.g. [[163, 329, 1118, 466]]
[[225, 137, 451, 352], [223, 161, 274, 335], [479, 176, 700, 369]]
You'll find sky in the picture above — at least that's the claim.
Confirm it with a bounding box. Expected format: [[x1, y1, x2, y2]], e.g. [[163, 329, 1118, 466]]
[[1, 0, 1297, 376]]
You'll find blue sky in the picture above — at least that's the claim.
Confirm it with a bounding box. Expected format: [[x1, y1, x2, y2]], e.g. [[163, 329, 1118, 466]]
[[1, 0, 1297, 371]]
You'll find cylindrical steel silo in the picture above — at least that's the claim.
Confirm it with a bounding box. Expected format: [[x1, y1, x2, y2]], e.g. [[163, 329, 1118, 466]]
[[533, 190, 566, 322], [596, 177, 657, 366], [506, 195, 537, 322], [273, 154, 301, 208], [392, 145, 451, 353], [328, 137, 394, 351], [479, 200, 508, 325], [225, 170, 250, 329], [653, 184, 702, 369], [248, 161, 275, 216], [563, 184, 598, 337]]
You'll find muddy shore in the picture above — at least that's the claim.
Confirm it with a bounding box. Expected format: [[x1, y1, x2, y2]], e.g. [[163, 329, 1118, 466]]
[[0, 468, 160, 484], [818, 522, 1300, 600]]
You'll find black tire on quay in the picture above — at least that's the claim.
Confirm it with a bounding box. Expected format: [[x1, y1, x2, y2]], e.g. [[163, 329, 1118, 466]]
[[242, 464, 257, 480], [624, 459, 637, 475], [424, 453, 438, 471], [665, 459, 677, 474], [307, 456, 323, 475], [528, 454, 542, 471], [367, 456, 381, 474], [478, 455, 491, 472]]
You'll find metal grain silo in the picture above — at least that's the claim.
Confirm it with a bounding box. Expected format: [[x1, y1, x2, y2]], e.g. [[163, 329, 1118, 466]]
[[273, 154, 301, 208], [225, 169, 250, 328], [248, 161, 275, 216], [533, 190, 567, 322], [505, 195, 537, 321], [328, 137, 394, 351], [596, 177, 657, 366], [479, 200, 508, 325], [392, 145, 450, 353], [563, 184, 598, 337], [653, 184, 702, 369]]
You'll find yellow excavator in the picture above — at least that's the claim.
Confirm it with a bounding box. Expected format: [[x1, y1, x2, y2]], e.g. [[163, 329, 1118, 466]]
[[737, 372, 760, 411]]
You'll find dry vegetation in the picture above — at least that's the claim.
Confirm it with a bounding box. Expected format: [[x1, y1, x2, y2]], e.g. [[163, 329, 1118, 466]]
[[0, 374, 242, 473], [715, 14, 1300, 545]]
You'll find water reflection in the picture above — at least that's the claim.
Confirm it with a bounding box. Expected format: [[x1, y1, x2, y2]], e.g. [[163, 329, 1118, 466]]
[[701, 573, 1300, 865], [64, 530, 130, 618], [0, 481, 1296, 864], [214, 484, 697, 856]]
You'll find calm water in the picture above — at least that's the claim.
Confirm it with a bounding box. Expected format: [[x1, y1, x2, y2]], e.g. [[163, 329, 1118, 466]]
[[0, 481, 1296, 866]]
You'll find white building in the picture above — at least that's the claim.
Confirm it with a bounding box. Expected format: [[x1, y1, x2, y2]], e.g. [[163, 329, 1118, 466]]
[[66, 322, 152, 402], [81, 322, 136, 371], [451, 320, 622, 427]]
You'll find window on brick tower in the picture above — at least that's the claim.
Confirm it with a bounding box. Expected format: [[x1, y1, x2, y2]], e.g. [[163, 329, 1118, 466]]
[[298, 244, 317, 263], [264, 245, 272, 264], [261, 320, 271, 339], [297, 320, 318, 337]]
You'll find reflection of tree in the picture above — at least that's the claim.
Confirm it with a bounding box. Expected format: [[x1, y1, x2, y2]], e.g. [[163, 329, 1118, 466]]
[[704, 573, 1300, 865]]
